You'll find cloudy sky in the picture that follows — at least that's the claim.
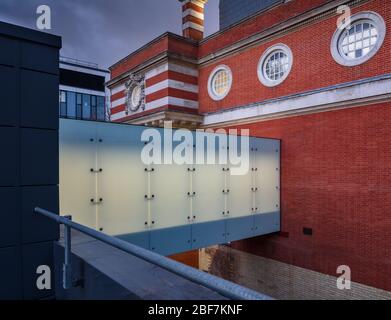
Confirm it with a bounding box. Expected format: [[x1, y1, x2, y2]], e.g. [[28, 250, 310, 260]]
[[0, 0, 219, 69]]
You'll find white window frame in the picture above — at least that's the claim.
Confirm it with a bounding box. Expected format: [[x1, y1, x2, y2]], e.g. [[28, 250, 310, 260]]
[[207, 65, 233, 101], [331, 11, 386, 67], [258, 44, 293, 87]]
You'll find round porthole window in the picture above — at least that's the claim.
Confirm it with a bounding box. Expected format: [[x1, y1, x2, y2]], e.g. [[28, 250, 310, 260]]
[[258, 44, 293, 87], [331, 12, 386, 66], [208, 65, 232, 101]]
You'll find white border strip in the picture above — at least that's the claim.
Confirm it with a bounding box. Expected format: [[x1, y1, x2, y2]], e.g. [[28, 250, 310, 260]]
[[60, 85, 105, 97], [60, 63, 109, 79]]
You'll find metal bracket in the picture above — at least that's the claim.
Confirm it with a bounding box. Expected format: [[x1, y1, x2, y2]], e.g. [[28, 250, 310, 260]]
[[222, 189, 230, 194], [90, 168, 103, 173], [144, 168, 155, 173], [90, 198, 103, 205], [144, 195, 155, 200], [187, 192, 196, 197]]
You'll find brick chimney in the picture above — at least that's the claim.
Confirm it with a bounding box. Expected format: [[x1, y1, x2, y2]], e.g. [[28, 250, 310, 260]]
[[180, 0, 208, 41]]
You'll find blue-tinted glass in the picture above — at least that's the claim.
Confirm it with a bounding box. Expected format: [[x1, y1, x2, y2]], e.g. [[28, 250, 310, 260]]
[[91, 96, 97, 120], [97, 96, 105, 121], [66, 91, 76, 118], [82, 94, 91, 120], [59, 91, 67, 117], [76, 94, 82, 119]]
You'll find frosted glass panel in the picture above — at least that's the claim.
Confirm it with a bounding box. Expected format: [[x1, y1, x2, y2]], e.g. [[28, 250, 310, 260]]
[[253, 138, 281, 214], [59, 119, 280, 237], [60, 121, 97, 228], [228, 139, 252, 218], [151, 162, 189, 230], [96, 123, 147, 235]]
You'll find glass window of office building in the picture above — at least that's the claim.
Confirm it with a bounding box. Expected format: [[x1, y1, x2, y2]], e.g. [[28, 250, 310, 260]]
[[59, 90, 106, 121]]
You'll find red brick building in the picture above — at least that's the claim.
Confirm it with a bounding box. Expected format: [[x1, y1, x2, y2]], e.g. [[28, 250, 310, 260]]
[[107, 0, 391, 296]]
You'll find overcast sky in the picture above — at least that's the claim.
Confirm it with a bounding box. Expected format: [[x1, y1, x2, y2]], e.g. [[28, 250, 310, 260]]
[[0, 0, 219, 69]]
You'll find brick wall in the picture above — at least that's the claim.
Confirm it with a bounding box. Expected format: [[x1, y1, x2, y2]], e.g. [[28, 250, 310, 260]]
[[225, 102, 391, 292], [110, 34, 198, 80], [199, 0, 391, 113], [200, 0, 330, 57], [200, 246, 391, 300]]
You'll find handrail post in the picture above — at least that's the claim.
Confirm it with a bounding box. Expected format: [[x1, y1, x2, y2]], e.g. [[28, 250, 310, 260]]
[[63, 215, 73, 290]]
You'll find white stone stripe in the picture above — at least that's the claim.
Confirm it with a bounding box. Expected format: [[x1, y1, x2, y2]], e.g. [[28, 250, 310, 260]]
[[145, 62, 198, 79], [111, 84, 126, 95], [111, 97, 199, 122], [203, 77, 391, 126], [111, 97, 126, 108], [111, 111, 127, 121], [183, 9, 204, 20], [145, 79, 198, 95], [183, 21, 204, 32], [182, 0, 205, 9], [146, 97, 199, 110]]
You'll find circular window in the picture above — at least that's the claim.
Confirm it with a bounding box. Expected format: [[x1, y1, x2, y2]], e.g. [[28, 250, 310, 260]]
[[258, 44, 293, 87], [331, 12, 386, 66], [208, 65, 232, 101], [131, 85, 142, 108]]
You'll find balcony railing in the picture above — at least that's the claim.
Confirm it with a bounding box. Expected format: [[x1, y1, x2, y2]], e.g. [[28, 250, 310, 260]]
[[35, 207, 273, 301]]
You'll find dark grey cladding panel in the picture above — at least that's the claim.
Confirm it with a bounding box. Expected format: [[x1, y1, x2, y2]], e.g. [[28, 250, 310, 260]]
[[22, 186, 59, 244], [0, 246, 22, 299], [0, 187, 19, 247], [0, 20, 60, 300], [0, 21, 61, 49], [0, 127, 18, 187], [22, 241, 54, 299], [219, 0, 281, 30], [21, 42, 59, 75], [20, 128, 59, 186], [0, 35, 18, 67], [21, 70, 59, 130], [0, 65, 18, 126]]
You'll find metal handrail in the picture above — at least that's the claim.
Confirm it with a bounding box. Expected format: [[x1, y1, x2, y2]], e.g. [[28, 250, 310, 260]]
[[35, 207, 273, 301]]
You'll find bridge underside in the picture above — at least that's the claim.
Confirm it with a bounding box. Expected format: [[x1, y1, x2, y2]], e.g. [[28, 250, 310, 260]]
[[118, 211, 280, 256]]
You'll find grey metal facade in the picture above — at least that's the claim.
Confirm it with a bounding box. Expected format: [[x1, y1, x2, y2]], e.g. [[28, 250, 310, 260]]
[[219, 0, 281, 30], [0, 21, 61, 299]]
